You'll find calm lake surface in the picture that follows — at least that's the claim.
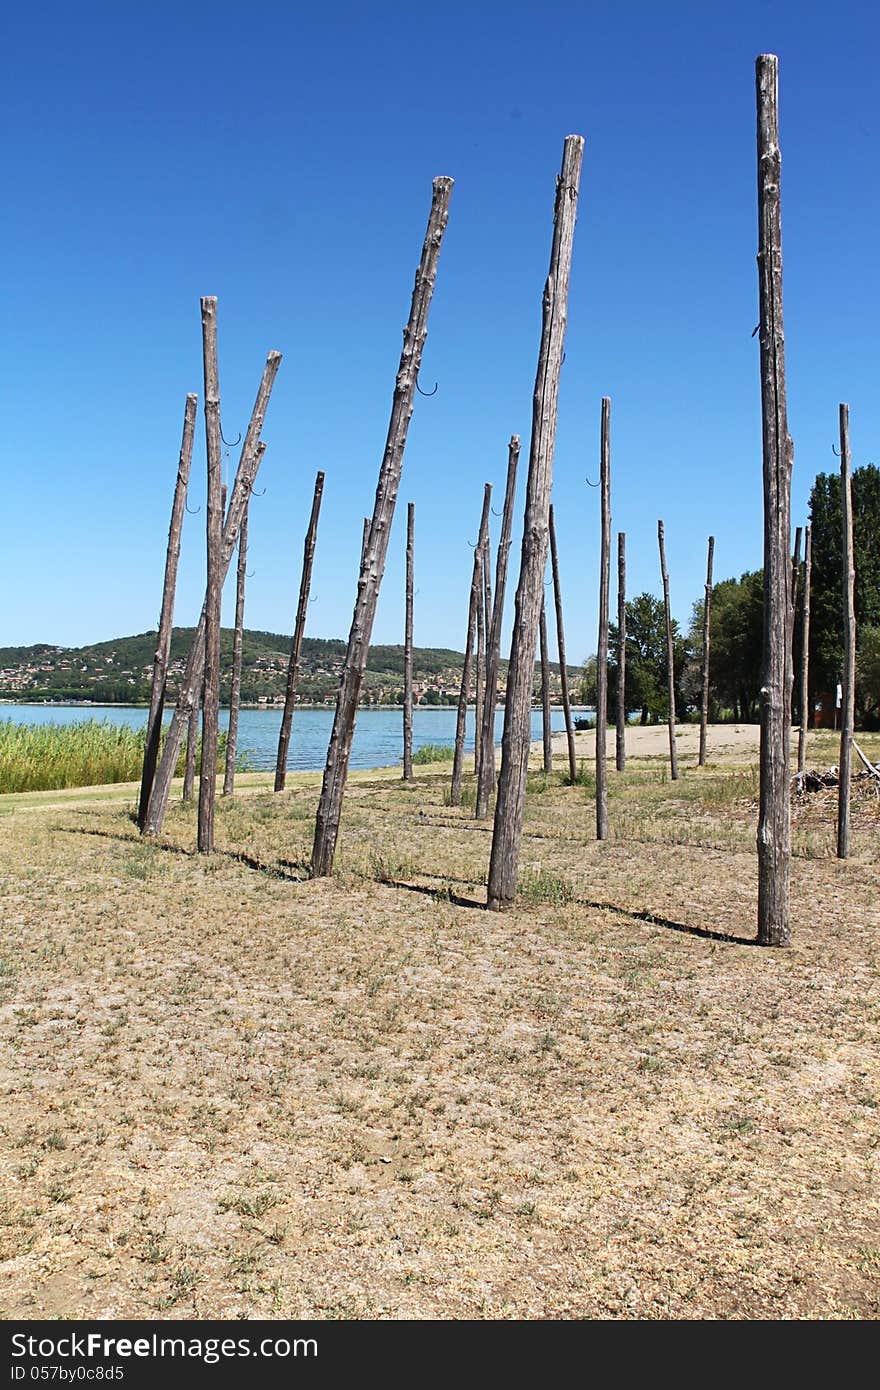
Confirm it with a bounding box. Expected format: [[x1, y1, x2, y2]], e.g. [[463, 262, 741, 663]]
[[3, 704, 586, 773]]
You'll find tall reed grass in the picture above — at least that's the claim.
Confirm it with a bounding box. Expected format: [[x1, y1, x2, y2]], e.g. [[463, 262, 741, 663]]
[[0, 719, 230, 794]]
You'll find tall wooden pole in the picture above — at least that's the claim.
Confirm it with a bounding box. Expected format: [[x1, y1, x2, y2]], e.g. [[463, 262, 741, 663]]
[[311, 177, 453, 876], [616, 532, 626, 773], [657, 519, 679, 781], [450, 530, 481, 806], [183, 692, 199, 801], [476, 436, 520, 819], [403, 502, 415, 780], [198, 297, 223, 854], [143, 353, 281, 836], [837, 405, 856, 860], [549, 505, 577, 784], [275, 472, 325, 791], [698, 535, 715, 767], [137, 393, 197, 828], [222, 510, 248, 797], [756, 54, 794, 947], [487, 135, 584, 911], [473, 483, 491, 790], [540, 594, 553, 773], [789, 525, 802, 655], [797, 526, 812, 773], [596, 397, 611, 838]]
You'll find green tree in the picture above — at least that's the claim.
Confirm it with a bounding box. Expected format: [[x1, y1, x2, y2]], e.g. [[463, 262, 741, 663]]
[[598, 592, 691, 725], [809, 463, 880, 711]]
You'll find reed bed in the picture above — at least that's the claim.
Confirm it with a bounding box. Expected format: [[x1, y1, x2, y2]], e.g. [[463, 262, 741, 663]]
[[0, 719, 230, 793]]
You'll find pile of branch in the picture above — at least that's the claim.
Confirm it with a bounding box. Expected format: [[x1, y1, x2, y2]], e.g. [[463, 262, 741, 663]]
[[792, 743, 880, 797]]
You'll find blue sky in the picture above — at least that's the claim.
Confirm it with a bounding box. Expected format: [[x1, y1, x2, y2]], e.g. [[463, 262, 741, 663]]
[[3, 1, 878, 664]]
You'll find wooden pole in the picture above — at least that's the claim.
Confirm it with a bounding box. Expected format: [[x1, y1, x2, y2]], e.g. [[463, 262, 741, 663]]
[[137, 393, 197, 828], [596, 397, 611, 838], [487, 135, 584, 911], [143, 351, 281, 836], [549, 505, 577, 784], [789, 525, 802, 655], [756, 53, 794, 947], [197, 297, 223, 854], [311, 177, 453, 876], [450, 530, 481, 806], [476, 436, 520, 819], [275, 471, 325, 791], [657, 519, 679, 780], [473, 483, 491, 790], [222, 510, 248, 796], [797, 525, 812, 773], [183, 691, 199, 801], [403, 502, 415, 780], [540, 594, 553, 773], [837, 404, 856, 860], [698, 535, 715, 767], [616, 532, 626, 772]]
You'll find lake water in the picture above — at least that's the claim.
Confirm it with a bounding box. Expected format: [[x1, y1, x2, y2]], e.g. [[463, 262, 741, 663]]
[[1, 704, 587, 773]]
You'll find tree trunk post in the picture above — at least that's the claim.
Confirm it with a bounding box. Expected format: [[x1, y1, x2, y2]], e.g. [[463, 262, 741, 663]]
[[487, 135, 584, 910], [222, 510, 248, 796], [197, 297, 223, 853], [837, 404, 856, 859], [403, 502, 415, 780], [755, 54, 795, 947], [472, 483, 491, 791], [310, 177, 453, 876], [183, 692, 200, 801], [137, 393, 197, 828], [476, 436, 520, 819], [797, 525, 812, 773], [549, 505, 578, 784], [540, 594, 553, 773], [657, 519, 679, 780], [616, 532, 626, 772], [596, 397, 611, 838], [450, 526, 481, 806], [698, 535, 715, 767], [142, 351, 281, 836], [275, 471, 325, 791]]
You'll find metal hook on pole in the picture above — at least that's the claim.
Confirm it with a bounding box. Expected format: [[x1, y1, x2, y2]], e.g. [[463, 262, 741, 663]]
[[416, 376, 438, 397]]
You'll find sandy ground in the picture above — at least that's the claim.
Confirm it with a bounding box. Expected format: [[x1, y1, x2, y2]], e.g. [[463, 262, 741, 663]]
[[0, 726, 878, 1320]]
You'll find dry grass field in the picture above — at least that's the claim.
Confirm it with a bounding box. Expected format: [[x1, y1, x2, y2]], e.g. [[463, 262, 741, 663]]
[[1, 725, 879, 1319]]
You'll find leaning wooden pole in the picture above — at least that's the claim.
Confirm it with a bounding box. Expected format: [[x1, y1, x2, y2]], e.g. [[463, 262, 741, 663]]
[[197, 297, 224, 854], [698, 535, 715, 767], [549, 505, 578, 784], [473, 483, 491, 790], [596, 397, 611, 838], [616, 532, 626, 773], [183, 692, 200, 802], [756, 54, 795, 947], [540, 594, 553, 773], [403, 502, 415, 780], [450, 532, 481, 806], [275, 471, 325, 791], [837, 404, 856, 860], [657, 519, 679, 781], [137, 393, 197, 829], [476, 436, 520, 819], [797, 526, 812, 773], [222, 509, 248, 797], [487, 135, 584, 911], [143, 353, 281, 836], [311, 177, 453, 876]]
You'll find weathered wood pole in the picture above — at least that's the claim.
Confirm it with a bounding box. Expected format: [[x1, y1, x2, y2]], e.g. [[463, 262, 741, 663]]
[[197, 297, 223, 853], [596, 397, 611, 838], [473, 483, 491, 789], [143, 354, 281, 835], [137, 393, 197, 829], [403, 502, 415, 780], [539, 594, 553, 773], [311, 177, 453, 876], [789, 525, 802, 655], [183, 692, 200, 801], [797, 526, 812, 773], [549, 505, 578, 784], [698, 535, 715, 767], [222, 510, 248, 797], [487, 135, 584, 911], [450, 524, 482, 806], [837, 405, 856, 859], [755, 54, 795, 947], [657, 519, 679, 780], [616, 532, 626, 772], [275, 471, 325, 791], [476, 436, 520, 819]]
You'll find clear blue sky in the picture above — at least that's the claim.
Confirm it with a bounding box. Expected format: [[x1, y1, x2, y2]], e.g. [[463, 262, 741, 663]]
[[3, 1, 878, 664]]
